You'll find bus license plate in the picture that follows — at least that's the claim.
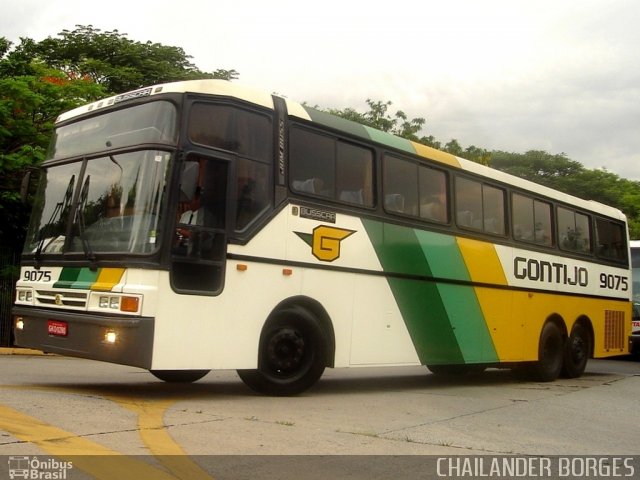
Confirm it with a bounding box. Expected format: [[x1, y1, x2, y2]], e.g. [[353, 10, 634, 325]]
[[47, 320, 68, 337]]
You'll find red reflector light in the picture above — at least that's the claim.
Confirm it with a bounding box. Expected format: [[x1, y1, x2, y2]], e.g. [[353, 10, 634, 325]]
[[47, 320, 68, 337]]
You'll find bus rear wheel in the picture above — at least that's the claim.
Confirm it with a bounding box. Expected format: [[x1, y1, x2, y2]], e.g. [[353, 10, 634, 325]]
[[150, 369, 210, 383], [237, 306, 327, 396], [561, 323, 590, 378], [529, 322, 564, 382]]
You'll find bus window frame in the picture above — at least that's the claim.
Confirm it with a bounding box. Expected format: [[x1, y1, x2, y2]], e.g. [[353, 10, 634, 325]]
[[454, 174, 507, 238], [288, 124, 376, 211], [182, 97, 276, 244]]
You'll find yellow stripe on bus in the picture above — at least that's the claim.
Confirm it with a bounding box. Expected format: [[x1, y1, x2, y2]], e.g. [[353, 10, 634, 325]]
[[91, 268, 126, 291], [455, 237, 527, 361], [411, 142, 461, 168]]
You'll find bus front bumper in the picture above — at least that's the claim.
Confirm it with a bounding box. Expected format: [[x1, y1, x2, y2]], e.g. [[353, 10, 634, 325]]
[[12, 306, 154, 369]]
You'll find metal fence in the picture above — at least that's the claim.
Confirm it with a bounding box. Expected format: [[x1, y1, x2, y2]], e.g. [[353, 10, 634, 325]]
[[0, 247, 18, 346]]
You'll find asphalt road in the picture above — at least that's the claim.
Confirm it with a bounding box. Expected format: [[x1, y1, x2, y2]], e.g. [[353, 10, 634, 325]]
[[0, 352, 638, 479]]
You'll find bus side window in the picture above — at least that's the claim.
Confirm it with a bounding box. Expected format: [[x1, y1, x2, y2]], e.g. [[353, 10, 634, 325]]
[[290, 128, 334, 199], [236, 158, 270, 230], [558, 207, 591, 253], [456, 177, 505, 235], [595, 218, 627, 262], [336, 142, 374, 207], [419, 166, 448, 223], [383, 155, 417, 216], [455, 177, 482, 229]]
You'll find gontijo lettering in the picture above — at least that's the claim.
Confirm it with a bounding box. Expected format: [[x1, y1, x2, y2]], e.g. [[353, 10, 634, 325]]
[[514, 256, 589, 287]]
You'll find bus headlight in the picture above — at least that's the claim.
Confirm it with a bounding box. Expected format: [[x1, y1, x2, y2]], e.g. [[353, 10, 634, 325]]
[[93, 293, 141, 314], [16, 288, 34, 305], [104, 331, 117, 344]]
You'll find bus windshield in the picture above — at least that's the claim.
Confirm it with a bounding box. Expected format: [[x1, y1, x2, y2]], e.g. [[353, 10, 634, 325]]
[[47, 101, 177, 160], [24, 101, 178, 257], [25, 150, 171, 256]]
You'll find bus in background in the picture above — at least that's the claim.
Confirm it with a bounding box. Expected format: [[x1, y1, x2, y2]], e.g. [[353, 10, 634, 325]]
[[12, 80, 632, 395], [630, 240, 640, 357]]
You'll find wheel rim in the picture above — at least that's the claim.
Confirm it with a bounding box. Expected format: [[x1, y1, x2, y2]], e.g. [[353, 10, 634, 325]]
[[265, 327, 307, 377], [569, 335, 587, 365]]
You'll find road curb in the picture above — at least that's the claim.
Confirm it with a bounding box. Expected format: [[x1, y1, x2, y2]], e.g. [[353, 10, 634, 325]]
[[0, 348, 47, 355]]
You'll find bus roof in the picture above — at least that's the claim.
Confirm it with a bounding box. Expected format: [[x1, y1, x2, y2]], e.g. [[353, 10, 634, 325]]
[[57, 79, 626, 222]]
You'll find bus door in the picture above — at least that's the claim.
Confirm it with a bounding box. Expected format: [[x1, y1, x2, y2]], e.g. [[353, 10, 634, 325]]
[[170, 153, 230, 295]]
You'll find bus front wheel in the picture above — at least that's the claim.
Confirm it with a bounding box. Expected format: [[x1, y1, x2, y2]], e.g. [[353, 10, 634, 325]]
[[237, 306, 327, 396], [150, 369, 210, 383]]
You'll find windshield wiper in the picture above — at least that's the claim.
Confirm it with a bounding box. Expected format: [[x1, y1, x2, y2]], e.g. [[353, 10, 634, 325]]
[[73, 175, 97, 270], [34, 174, 75, 267]]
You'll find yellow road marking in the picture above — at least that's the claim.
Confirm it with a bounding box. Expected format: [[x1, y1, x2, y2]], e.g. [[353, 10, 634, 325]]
[[0, 386, 214, 480], [105, 395, 213, 480], [0, 403, 177, 479]]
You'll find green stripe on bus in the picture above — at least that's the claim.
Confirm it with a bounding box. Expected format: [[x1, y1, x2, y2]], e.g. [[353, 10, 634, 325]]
[[303, 108, 370, 139], [53, 267, 99, 289], [363, 126, 416, 154], [70, 268, 100, 289], [415, 230, 499, 363], [53, 267, 82, 289], [363, 221, 499, 365], [362, 220, 463, 364], [303, 107, 416, 155]]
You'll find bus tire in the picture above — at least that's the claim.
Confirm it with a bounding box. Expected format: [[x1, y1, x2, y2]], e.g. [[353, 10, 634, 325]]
[[237, 306, 327, 396], [150, 369, 210, 383], [530, 322, 564, 382], [561, 323, 590, 378]]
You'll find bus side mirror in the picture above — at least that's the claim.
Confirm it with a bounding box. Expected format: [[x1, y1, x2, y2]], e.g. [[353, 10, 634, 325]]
[[180, 161, 199, 201]]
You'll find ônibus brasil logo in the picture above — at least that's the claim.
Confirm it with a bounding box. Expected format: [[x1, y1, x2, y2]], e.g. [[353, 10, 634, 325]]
[[295, 226, 355, 262], [8, 456, 73, 479]]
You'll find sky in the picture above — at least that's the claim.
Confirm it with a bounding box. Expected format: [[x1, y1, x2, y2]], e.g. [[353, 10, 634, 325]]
[[2, 0, 640, 180]]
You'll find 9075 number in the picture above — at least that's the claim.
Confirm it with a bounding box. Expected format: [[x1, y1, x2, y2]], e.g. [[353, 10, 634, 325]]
[[23, 269, 52, 282], [599, 273, 628, 291]]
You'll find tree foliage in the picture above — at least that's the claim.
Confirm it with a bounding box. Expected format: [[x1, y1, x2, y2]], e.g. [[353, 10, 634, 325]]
[[3, 26, 238, 92]]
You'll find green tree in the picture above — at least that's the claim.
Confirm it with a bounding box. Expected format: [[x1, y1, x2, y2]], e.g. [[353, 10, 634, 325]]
[[0, 65, 106, 250], [5, 26, 238, 94]]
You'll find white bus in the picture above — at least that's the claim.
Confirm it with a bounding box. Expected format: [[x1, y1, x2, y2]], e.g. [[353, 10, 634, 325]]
[[13, 80, 632, 395]]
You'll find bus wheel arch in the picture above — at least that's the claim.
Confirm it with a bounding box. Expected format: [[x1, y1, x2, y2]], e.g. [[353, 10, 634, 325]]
[[237, 297, 334, 396], [561, 316, 593, 379]]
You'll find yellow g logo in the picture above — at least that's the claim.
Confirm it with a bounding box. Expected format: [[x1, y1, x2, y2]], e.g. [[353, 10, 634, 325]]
[[295, 226, 355, 262]]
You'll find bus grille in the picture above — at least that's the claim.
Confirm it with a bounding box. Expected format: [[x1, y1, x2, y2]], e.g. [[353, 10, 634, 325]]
[[604, 310, 625, 350], [35, 290, 88, 309]]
